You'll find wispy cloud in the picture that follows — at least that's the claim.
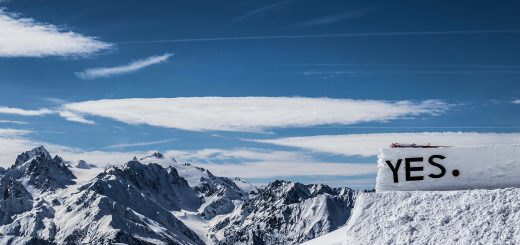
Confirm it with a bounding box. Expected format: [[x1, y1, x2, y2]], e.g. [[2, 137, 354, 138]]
[[294, 9, 373, 27], [75, 53, 173, 79], [512, 99, 520, 104], [106, 138, 177, 149], [0, 107, 54, 116], [120, 29, 520, 44], [0, 120, 28, 125], [0, 105, 95, 125], [58, 110, 95, 124], [250, 132, 520, 157], [0, 128, 33, 137], [0, 9, 111, 57], [60, 97, 450, 132], [235, 0, 294, 21], [42, 97, 68, 105], [169, 148, 375, 178], [0, 130, 375, 182]]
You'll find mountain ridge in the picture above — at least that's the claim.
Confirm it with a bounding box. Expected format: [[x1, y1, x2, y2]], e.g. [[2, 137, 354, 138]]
[[0, 146, 364, 245]]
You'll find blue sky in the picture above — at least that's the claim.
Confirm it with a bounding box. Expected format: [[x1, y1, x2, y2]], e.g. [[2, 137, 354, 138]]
[[0, 0, 519, 188]]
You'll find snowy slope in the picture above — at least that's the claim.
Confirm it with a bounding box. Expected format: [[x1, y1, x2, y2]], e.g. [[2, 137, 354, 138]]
[[306, 188, 520, 245], [301, 225, 348, 245]]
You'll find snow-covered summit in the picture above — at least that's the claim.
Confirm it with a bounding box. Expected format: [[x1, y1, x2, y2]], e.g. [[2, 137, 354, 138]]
[[14, 145, 51, 166], [140, 151, 165, 160], [9, 146, 76, 191]]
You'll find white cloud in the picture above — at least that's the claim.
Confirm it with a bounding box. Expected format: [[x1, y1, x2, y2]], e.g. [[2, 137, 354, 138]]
[[0, 128, 32, 136], [75, 53, 173, 79], [58, 110, 95, 124], [0, 130, 375, 181], [168, 148, 375, 178], [250, 132, 520, 157], [0, 120, 28, 125], [61, 97, 450, 132], [0, 9, 111, 57], [0, 130, 150, 167], [190, 161, 375, 179], [0, 107, 54, 116], [0, 105, 95, 125], [512, 100, 520, 104], [106, 138, 177, 149], [0, 128, 42, 166]]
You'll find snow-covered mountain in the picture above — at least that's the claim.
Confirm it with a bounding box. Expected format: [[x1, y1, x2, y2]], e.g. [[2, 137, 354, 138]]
[[213, 180, 361, 245], [0, 146, 363, 245]]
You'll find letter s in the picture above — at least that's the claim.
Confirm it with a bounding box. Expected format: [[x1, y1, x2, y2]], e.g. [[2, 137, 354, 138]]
[[428, 155, 446, 178]]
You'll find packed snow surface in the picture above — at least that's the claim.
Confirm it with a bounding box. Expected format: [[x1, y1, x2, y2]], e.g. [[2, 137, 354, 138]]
[[340, 188, 520, 244]]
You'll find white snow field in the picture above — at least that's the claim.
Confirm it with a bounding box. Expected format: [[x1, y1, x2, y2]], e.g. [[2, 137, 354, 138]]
[[305, 188, 520, 245]]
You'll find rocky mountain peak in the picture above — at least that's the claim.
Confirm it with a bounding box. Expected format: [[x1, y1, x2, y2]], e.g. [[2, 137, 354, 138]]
[[14, 145, 51, 166], [10, 146, 76, 191], [152, 152, 164, 159], [75, 160, 95, 169]]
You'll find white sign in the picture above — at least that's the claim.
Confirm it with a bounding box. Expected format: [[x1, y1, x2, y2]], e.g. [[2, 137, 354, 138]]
[[376, 145, 520, 192]]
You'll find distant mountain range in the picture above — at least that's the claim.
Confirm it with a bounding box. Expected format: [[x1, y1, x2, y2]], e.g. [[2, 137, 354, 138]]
[[0, 146, 367, 245]]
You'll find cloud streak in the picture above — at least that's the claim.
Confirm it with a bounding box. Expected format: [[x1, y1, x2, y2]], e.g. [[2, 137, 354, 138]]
[[120, 29, 520, 44], [75, 53, 173, 79], [106, 139, 177, 149], [58, 110, 95, 124], [250, 132, 520, 157], [0, 107, 54, 116], [168, 148, 375, 178], [294, 9, 373, 27], [0, 120, 28, 125], [512, 99, 520, 104], [0, 9, 111, 57], [0, 105, 95, 125], [60, 97, 450, 132], [235, 0, 294, 21]]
